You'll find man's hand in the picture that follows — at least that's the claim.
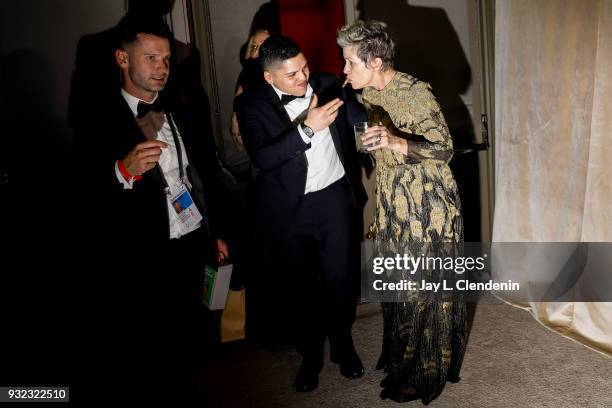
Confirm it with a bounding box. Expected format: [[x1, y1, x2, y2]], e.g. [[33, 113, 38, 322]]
[[303, 94, 344, 132], [213, 239, 229, 265], [136, 111, 165, 141], [122, 140, 168, 176]]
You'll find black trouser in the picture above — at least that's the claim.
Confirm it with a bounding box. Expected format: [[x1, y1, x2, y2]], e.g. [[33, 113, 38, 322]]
[[281, 177, 360, 368]]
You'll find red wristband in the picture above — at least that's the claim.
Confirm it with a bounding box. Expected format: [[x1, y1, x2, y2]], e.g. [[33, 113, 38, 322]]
[[118, 160, 142, 181]]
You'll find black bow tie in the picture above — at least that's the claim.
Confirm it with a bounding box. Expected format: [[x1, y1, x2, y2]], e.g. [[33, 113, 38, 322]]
[[281, 93, 306, 105], [137, 99, 164, 118]]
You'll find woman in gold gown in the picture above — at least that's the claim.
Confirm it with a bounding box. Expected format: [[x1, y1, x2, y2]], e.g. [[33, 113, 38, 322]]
[[337, 20, 467, 404]]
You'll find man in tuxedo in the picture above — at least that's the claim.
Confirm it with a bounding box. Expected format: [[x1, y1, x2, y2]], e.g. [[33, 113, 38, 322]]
[[236, 35, 367, 392], [69, 0, 215, 145], [72, 17, 228, 404]]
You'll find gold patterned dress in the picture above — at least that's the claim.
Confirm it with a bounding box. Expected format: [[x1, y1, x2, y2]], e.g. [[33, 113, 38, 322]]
[[363, 72, 467, 404]]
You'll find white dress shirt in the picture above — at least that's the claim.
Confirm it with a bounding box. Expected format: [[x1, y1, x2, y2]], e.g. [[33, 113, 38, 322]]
[[117, 89, 200, 239], [272, 84, 345, 193]]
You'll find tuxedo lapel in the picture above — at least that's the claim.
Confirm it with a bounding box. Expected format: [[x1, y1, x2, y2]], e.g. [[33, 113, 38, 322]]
[[263, 83, 311, 174], [309, 76, 346, 167], [328, 122, 345, 167], [265, 85, 292, 126], [117, 96, 145, 146], [309, 75, 322, 94], [115, 93, 168, 192], [166, 104, 187, 142]]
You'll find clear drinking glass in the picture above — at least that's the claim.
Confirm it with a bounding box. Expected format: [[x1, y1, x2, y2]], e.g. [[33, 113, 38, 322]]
[[353, 121, 376, 153]]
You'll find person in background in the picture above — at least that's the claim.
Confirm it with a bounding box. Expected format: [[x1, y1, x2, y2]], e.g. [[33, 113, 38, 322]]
[[229, 29, 270, 150], [225, 29, 272, 330], [337, 20, 467, 404]]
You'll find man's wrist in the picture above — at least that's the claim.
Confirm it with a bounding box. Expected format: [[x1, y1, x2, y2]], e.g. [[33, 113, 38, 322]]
[[300, 122, 315, 138], [118, 159, 142, 181]]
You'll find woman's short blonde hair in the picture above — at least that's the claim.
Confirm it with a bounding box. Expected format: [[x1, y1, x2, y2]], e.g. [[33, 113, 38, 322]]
[[337, 20, 395, 70]]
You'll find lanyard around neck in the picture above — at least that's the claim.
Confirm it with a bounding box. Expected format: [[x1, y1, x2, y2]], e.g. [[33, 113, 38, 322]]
[[158, 112, 188, 195]]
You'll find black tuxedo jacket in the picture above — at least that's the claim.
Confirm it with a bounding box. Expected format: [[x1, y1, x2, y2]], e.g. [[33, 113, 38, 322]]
[[236, 74, 367, 241], [74, 90, 227, 244]]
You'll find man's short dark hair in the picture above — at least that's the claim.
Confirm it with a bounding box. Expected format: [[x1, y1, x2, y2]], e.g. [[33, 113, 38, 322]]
[[127, 0, 174, 19], [259, 35, 301, 70], [117, 15, 172, 49]]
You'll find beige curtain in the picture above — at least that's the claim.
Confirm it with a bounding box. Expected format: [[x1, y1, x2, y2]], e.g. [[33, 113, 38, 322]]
[[493, 0, 612, 356]]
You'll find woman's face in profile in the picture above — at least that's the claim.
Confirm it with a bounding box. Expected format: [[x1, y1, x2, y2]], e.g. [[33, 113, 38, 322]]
[[342, 45, 373, 90], [248, 31, 270, 59]]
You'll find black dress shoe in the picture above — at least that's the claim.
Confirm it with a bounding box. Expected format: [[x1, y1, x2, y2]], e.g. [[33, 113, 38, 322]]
[[295, 363, 320, 392], [338, 354, 364, 379]]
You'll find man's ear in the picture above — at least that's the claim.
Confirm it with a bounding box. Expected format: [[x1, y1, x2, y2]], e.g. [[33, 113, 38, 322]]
[[115, 49, 128, 68], [263, 71, 273, 85]]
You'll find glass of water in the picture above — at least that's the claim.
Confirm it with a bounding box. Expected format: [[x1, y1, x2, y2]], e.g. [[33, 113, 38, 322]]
[[353, 121, 377, 153]]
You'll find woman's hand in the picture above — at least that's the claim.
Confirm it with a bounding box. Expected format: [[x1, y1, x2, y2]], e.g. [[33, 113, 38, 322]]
[[230, 112, 244, 150], [361, 125, 408, 155]]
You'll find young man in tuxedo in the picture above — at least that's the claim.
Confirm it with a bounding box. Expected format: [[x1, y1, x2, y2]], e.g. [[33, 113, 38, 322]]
[[72, 17, 228, 404], [236, 35, 367, 392]]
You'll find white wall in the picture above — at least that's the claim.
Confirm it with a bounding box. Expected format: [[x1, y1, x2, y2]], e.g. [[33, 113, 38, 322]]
[[169, 0, 192, 44], [410, 0, 473, 110], [208, 0, 270, 166]]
